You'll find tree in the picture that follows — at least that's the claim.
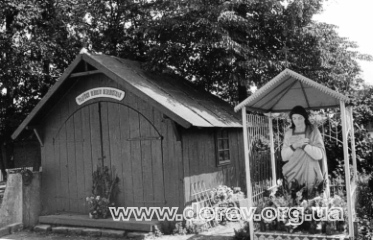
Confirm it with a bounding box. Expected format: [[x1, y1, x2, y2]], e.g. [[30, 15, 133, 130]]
[[76, 0, 156, 60], [142, 0, 371, 104], [0, 0, 83, 178]]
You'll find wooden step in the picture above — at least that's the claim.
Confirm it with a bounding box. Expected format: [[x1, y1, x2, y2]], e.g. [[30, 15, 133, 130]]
[[39, 213, 159, 232]]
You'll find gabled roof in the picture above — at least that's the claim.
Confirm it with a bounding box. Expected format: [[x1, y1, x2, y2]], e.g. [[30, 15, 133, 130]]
[[234, 69, 350, 113], [12, 52, 241, 140]]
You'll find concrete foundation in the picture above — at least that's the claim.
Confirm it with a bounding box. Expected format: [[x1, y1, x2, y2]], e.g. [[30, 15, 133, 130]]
[[0, 172, 41, 230], [0, 174, 23, 229], [23, 172, 41, 227]]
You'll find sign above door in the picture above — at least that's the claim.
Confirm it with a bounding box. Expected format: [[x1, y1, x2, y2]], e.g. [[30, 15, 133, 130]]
[[76, 87, 125, 105]]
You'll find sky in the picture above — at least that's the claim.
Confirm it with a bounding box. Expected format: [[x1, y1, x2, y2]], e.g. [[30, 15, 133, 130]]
[[313, 0, 373, 86]]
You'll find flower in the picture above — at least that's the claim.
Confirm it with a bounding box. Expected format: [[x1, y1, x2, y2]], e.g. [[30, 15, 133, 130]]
[[210, 191, 215, 197], [278, 197, 286, 206], [300, 200, 308, 209], [233, 187, 241, 193], [269, 191, 276, 198], [86, 195, 113, 219], [255, 177, 348, 234], [277, 179, 283, 186], [86, 164, 120, 219], [208, 185, 245, 224], [332, 195, 342, 206]]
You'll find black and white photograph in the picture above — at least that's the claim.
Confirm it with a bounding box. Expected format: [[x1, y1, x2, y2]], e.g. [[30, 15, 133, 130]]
[[0, 0, 372, 239]]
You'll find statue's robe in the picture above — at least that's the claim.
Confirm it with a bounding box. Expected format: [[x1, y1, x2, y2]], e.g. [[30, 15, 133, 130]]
[[281, 125, 327, 191]]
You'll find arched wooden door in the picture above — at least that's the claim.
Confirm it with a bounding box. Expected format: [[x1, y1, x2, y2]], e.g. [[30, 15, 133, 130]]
[[53, 101, 165, 213]]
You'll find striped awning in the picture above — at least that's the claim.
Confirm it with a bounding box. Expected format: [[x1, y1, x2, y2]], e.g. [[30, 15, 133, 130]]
[[234, 69, 350, 113]]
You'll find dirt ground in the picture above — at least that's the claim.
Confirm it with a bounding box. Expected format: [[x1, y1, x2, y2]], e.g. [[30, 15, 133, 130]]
[[1, 222, 245, 240]]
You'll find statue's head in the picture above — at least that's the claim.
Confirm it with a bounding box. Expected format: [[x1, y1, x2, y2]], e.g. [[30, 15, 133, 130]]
[[289, 105, 311, 129]]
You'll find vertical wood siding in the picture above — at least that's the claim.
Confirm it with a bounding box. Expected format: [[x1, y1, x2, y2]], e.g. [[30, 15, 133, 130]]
[[13, 141, 41, 169], [39, 74, 184, 214], [182, 128, 244, 205]]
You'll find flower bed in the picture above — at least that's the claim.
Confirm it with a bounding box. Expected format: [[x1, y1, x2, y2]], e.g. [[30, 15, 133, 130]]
[[210, 186, 245, 207], [209, 185, 246, 223], [183, 185, 246, 234], [254, 179, 348, 236]]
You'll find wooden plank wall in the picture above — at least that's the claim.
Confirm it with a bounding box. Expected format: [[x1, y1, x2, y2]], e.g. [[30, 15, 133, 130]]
[[39, 73, 184, 214], [13, 140, 41, 168], [182, 128, 245, 205]]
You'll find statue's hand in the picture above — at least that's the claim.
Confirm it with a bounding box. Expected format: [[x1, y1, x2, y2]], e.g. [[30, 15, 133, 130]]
[[293, 138, 309, 148]]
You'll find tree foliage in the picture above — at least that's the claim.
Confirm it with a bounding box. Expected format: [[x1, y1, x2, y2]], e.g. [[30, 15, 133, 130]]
[[320, 87, 373, 176], [142, 0, 371, 103], [0, 0, 83, 132], [0, 0, 83, 174]]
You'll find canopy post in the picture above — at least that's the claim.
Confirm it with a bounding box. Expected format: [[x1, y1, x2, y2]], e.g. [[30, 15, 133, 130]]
[[347, 106, 357, 224], [242, 107, 254, 240], [340, 101, 355, 239], [348, 106, 358, 180], [268, 113, 277, 186]]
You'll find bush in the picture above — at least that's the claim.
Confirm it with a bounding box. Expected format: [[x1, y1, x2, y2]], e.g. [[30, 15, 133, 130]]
[[356, 173, 373, 220], [233, 222, 251, 240]]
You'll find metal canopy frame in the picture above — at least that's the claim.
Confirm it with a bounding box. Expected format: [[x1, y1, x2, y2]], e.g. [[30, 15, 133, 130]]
[[235, 70, 357, 240]]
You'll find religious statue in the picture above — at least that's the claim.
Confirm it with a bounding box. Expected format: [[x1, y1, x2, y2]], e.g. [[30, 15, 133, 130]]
[[281, 106, 327, 192]]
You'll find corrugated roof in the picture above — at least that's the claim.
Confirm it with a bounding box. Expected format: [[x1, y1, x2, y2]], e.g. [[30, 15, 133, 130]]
[[12, 53, 241, 140], [234, 69, 350, 113]]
